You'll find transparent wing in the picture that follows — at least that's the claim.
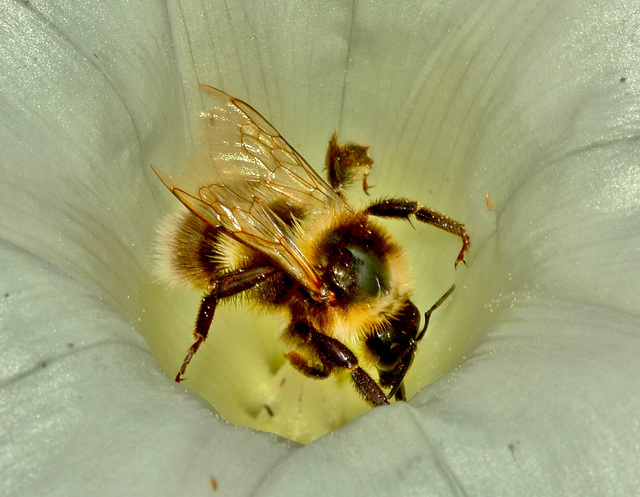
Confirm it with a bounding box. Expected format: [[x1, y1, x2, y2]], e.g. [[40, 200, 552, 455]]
[[152, 84, 347, 296]]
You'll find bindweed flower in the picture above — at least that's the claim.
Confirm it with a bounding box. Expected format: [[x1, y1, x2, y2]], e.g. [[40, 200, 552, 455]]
[[1, 1, 639, 496]]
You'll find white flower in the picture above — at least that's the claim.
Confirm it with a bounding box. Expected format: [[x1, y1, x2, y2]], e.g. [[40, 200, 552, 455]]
[[1, 1, 639, 495]]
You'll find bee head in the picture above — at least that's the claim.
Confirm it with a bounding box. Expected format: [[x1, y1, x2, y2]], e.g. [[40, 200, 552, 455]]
[[365, 300, 422, 399]]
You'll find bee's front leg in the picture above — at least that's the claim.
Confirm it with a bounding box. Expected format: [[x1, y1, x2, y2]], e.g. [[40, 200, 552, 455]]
[[175, 265, 277, 383], [286, 322, 390, 407], [365, 198, 470, 267]]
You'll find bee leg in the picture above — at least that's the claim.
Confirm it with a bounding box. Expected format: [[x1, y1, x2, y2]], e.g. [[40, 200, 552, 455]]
[[313, 336, 390, 407], [365, 198, 470, 267], [285, 351, 333, 378], [175, 292, 216, 382], [175, 265, 277, 383], [287, 322, 390, 407], [325, 131, 374, 196]]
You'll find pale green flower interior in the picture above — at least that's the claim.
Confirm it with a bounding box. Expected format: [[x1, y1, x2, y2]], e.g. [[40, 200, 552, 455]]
[[4, 1, 640, 492]]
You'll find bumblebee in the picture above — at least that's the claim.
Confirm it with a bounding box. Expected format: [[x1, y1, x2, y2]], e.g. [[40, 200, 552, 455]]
[[153, 85, 469, 407]]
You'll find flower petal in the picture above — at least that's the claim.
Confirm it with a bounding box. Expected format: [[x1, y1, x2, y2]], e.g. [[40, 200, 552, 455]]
[[2, 0, 639, 495]]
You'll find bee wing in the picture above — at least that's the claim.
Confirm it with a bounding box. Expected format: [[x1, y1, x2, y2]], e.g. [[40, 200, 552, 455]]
[[153, 84, 346, 296]]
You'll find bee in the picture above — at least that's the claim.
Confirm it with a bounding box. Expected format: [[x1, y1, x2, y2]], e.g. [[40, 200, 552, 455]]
[[152, 85, 469, 407]]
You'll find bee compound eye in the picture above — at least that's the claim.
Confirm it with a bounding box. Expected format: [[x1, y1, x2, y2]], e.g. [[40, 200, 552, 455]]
[[348, 246, 390, 298], [377, 343, 404, 372], [328, 245, 390, 302], [367, 329, 407, 372]]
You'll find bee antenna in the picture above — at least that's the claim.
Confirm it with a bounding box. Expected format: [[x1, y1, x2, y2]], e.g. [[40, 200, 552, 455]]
[[387, 355, 413, 400], [416, 284, 456, 342]]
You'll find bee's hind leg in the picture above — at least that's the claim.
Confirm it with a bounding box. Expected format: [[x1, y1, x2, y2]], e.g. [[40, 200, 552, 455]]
[[286, 322, 390, 407], [175, 265, 277, 383], [175, 292, 216, 382]]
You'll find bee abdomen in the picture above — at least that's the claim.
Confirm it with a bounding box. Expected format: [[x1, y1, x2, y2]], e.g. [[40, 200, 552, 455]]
[[157, 210, 224, 289]]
